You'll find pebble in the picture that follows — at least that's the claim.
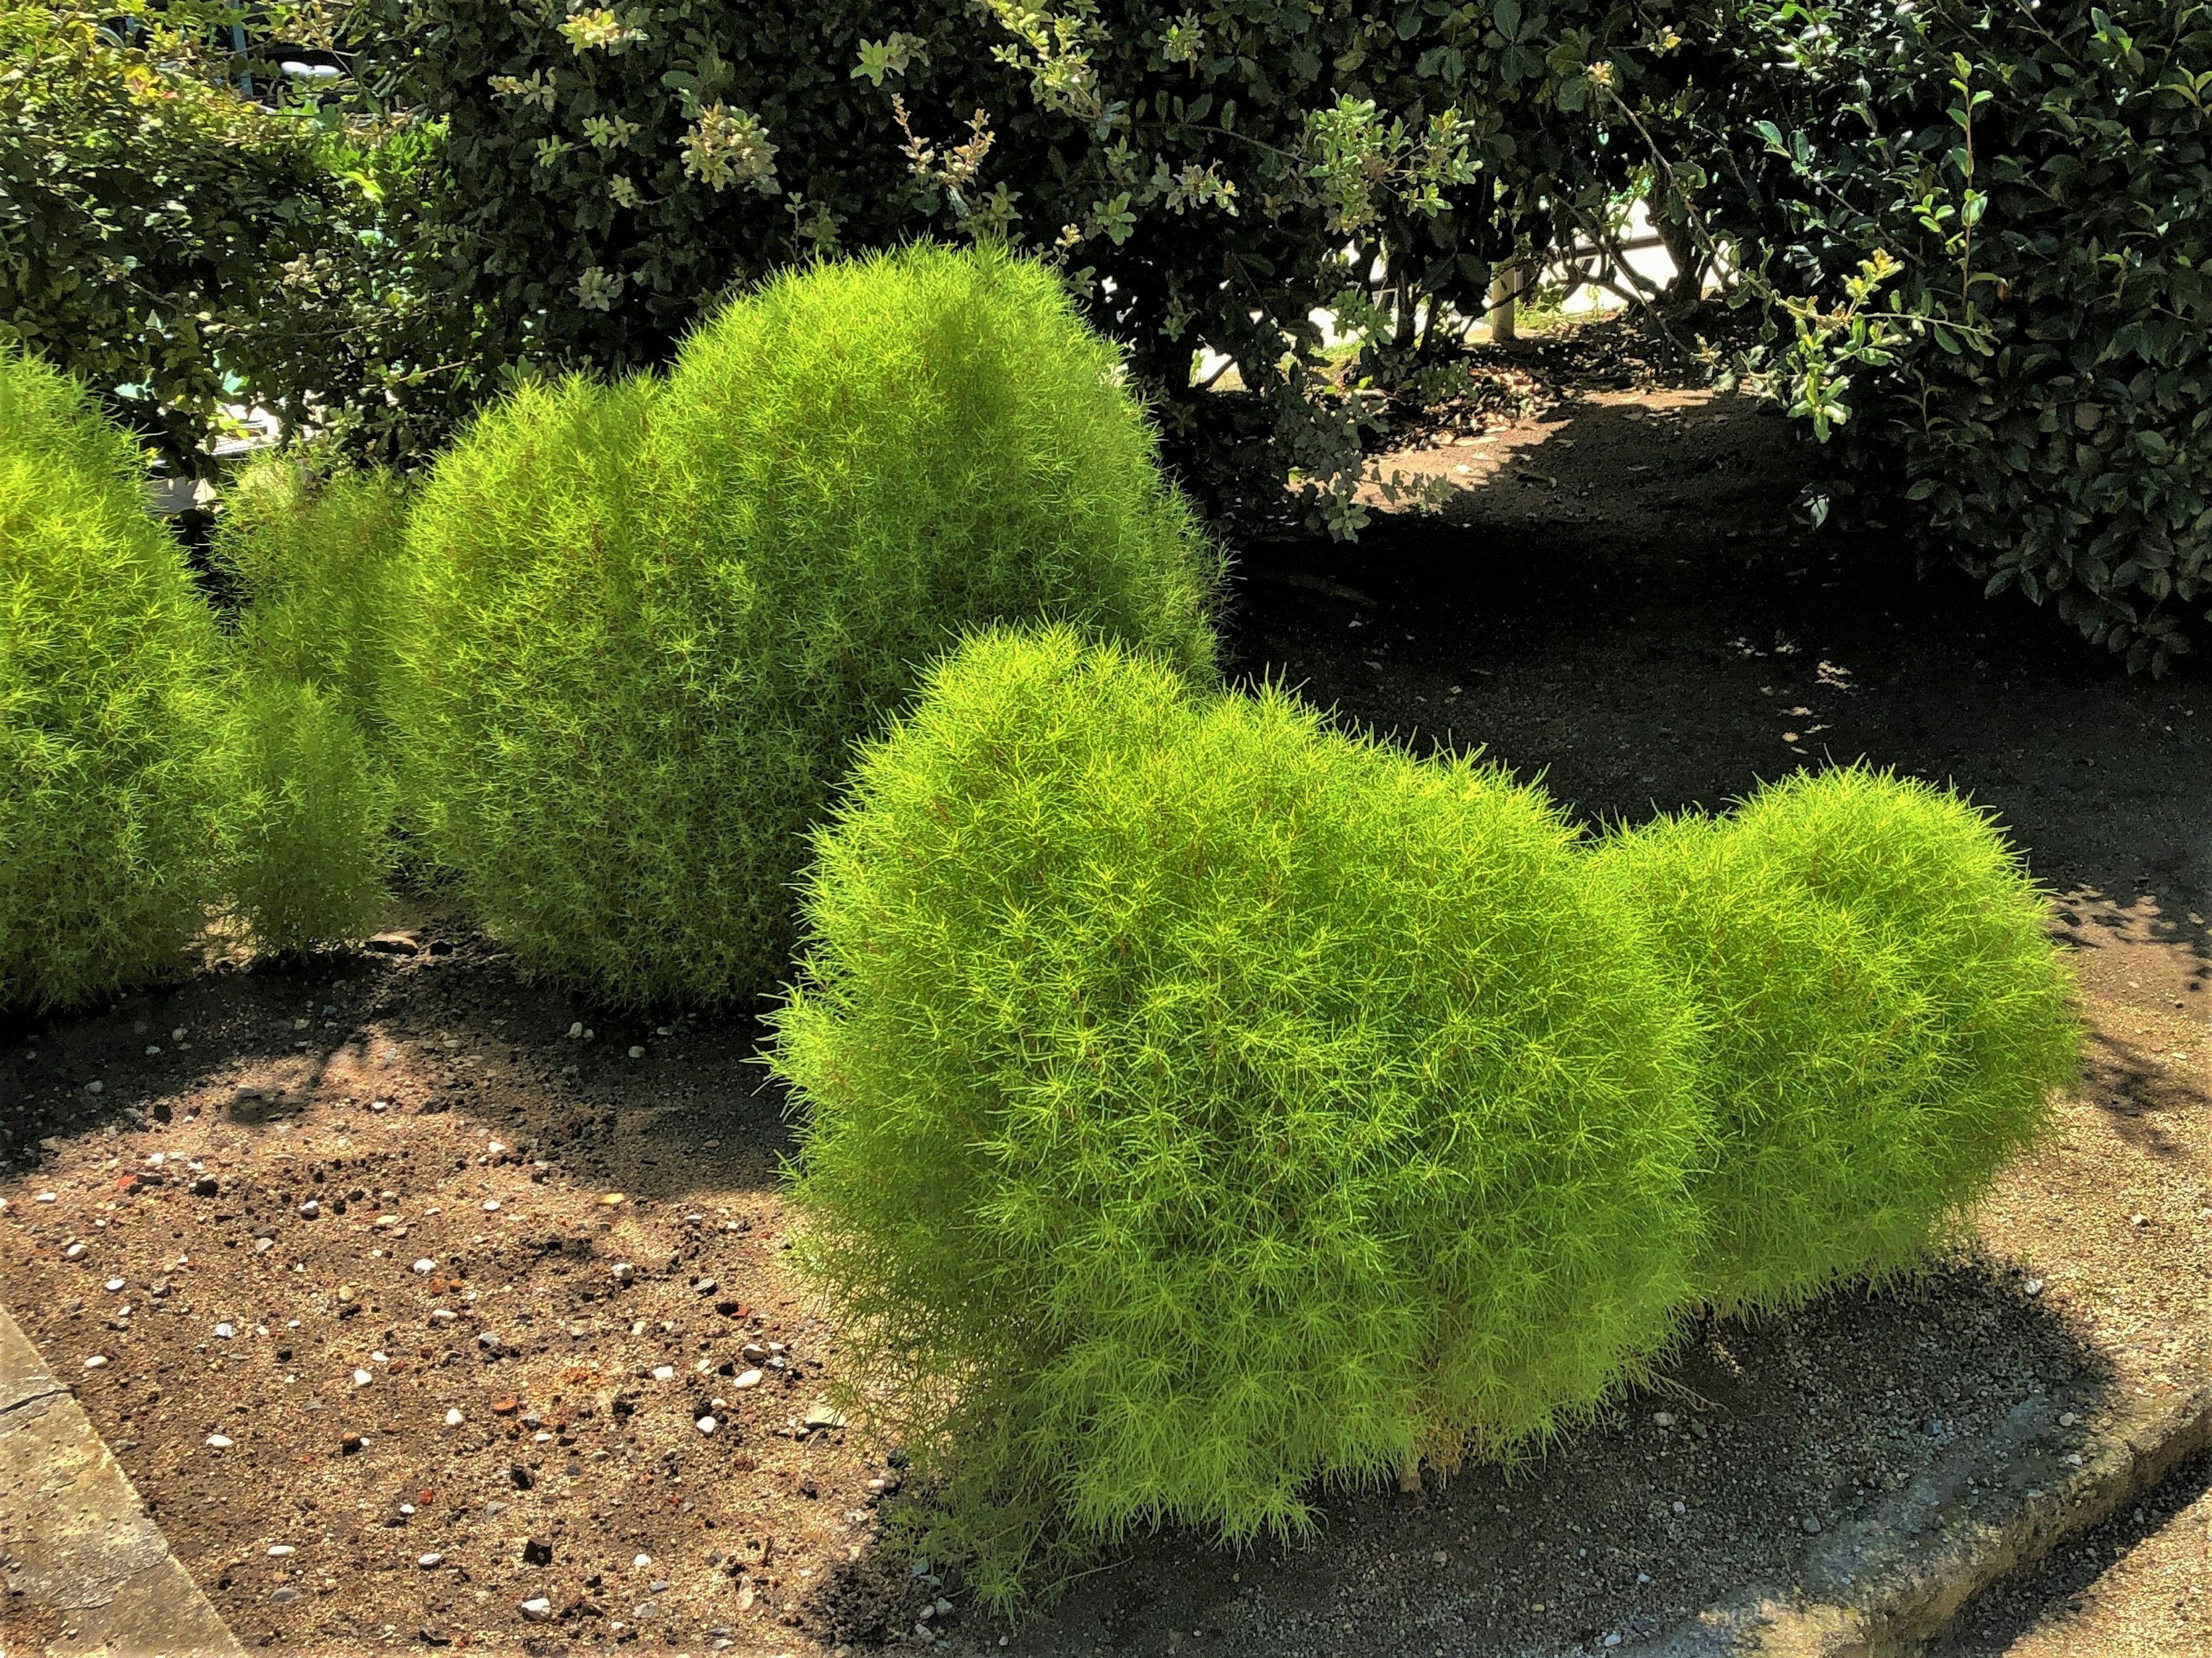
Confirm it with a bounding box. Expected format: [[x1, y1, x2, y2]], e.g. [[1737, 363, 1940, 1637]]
[[36, 1192, 55, 1204], [445, 1409, 464, 1426], [65, 1242, 87, 1260], [634, 1554, 653, 1569], [413, 1259, 436, 1274], [694, 1278, 717, 1295], [652, 1365, 676, 1382], [418, 1553, 444, 1569], [611, 1263, 636, 1282], [206, 1434, 233, 1448], [1801, 1516, 1823, 1534], [567, 1023, 585, 1039], [696, 1415, 718, 1435], [255, 1238, 276, 1254], [2059, 1411, 2078, 1427], [1653, 1410, 1677, 1428], [2022, 1278, 2045, 1296], [298, 1200, 320, 1219], [482, 1200, 501, 1213], [600, 1193, 626, 1207], [268, 1545, 295, 1558], [353, 1369, 374, 1387], [732, 1369, 763, 1391], [270, 1587, 300, 1603], [214, 1323, 234, 1340], [85, 1080, 103, 1095], [429, 1309, 458, 1325], [478, 1333, 501, 1351], [1671, 1500, 1687, 1515], [802, 1402, 847, 1429], [84, 1355, 108, 1369], [520, 1597, 554, 1623], [105, 1278, 126, 1292], [628, 1046, 645, 1060]]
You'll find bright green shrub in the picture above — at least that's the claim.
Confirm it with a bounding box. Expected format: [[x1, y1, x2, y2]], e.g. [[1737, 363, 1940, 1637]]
[[771, 625, 1707, 1608], [212, 460, 414, 741], [1594, 768, 2080, 1315], [215, 679, 393, 953], [394, 244, 1220, 1008], [0, 351, 226, 1010]]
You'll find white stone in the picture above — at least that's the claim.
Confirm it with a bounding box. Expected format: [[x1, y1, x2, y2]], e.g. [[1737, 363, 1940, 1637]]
[[611, 1262, 636, 1281], [520, 1596, 554, 1623], [214, 1322, 234, 1339], [418, 1553, 444, 1569], [353, 1369, 373, 1386], [568, 1023, 585, 1039], [65, 1242, 86, 1260], [206, 1434, 233, 1448], [413, 1259, 436, 1274], [696, 1415, 718, 1435], [105, 1278, 126, 1292], [482, 1200, 501, 1213], [85, 1080, 103, 1095], [83, 1355, 107, 1368], [628, 1046, 645, 1060], [633, 1554, 653, 1569], [299, 1200, 320, 1218], [35, 1192, 56, 1203], [732, 1369, 763, 1391], [268, 1545, 295, 1557], [429, 1308, 458, 1325], [652, 1365, 676, 1382]]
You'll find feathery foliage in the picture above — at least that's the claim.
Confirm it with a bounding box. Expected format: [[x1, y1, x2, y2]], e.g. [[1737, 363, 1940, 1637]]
[[212, 460, 415, 743], [214, 678, 394, 954], [1594, 768, 2080, 1314], [772, 625, 1707, 1608], [394, 244, 1219, 1008], [0, 351, 225, 1010]]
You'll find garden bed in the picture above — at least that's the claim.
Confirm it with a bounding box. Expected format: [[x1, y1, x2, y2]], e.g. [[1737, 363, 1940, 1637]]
[[3, 371, 2207, 1656]]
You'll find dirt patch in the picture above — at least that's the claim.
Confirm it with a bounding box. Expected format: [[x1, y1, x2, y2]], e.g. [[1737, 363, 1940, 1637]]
[[3, 354, 2209, 1655]]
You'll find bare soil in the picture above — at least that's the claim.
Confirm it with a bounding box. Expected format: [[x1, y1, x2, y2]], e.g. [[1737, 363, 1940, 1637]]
[[3, 324, 2208, 1656]]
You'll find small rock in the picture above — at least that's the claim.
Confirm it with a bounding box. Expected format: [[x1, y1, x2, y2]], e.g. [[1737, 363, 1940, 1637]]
[[214, 1322, 234, 1340], [413, 1258, 435, 1274], [600, 1192, 626, 1207], [188, 1177, 218, 1198], [634, 1554, 653, 1569], [519, 1596, 555, 1623], [1653, 1411, 1677, 1428], [419, 1628, 452, 1648], [65, 1241, 88, 1261], [696, 1415, 718, 1435], [418, 1552, 444, 1569], [482, 1200, 501, 1213], [2130, 1213, 2149, 1228], [270, 1587, 300, 1603], [445, 1408, 464, 1426], [1671, 1500, 1687, 1515], [478, 1332, 501, 1352], [732, 1369, 763, 1391], [652, 1365, 676, 1382], [2059, 1410, 2078, 1427], [2022, 1277, 2045, 1296], [567, 1022, 585, 1039], [206, 1434, 233, 1448], [353, 1369, 374, 1387], [429, 1308, 458, 1325], [694, 1278, 717, 1295], [84, 1355, 108, 1369], [104, 1278, 126, 1292], [255, 1237, 276, 1254], [802, 1402, 847, 1429], [493, 1397, 521, 1415], [611, 1262, 636, 1281], [85, 1080, 103, 1096], [235, 1086, 263, 1102], [35, 1192, 56, 1204], [366, 932, 421, 956], [268, 1545, 296, 1558], [298, 1200, 320, 1219], [1801, 1516, 1823, 1535]]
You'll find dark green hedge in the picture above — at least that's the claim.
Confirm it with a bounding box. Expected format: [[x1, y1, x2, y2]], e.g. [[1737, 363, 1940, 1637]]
[[1678, 0, 2212, 671]]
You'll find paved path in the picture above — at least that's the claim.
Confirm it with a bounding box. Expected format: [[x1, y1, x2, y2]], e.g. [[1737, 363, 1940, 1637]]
[[1, 1303, 241, 1657]]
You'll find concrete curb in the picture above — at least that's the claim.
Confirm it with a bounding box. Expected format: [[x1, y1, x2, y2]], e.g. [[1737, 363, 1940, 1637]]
[[0, 1303, 244, 1658], [1652, 1374, 2212, 1657]]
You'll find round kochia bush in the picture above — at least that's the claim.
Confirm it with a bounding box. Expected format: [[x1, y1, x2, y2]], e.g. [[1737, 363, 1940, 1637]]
[[771, 627, 1707, 1606], [395, 244, 1218, 1007], [0, 351, 227, 1011], [1594, 768, 2080, 1315]]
